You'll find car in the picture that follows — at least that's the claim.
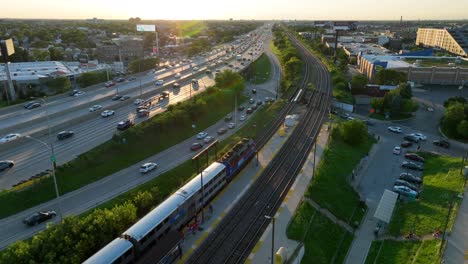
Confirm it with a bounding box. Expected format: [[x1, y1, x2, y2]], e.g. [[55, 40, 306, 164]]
[[252, 105, 258, 110], [116, 77, 125, 83], [363, 119, 374, 126], [69, 89, 80, 96], [394, 180, 419, 192], [105, 81, 115, 87], [238, 106, 245, 111], [224, 115, 233, 122], [265, 97, 274, 103], [204, 136, 215, 143], [175, 73, 182, 78], [193, 67, 199, 71], [112, 94, 122, 101], [119, 95, 131, 101], [399, 172, 423, 184], [246, 107, 253, 114], [139, 162, 158, 174], [256, 101, 263, 106], [89, 105, 102, 112], [134, 99, 145, 105], [401, 141, 413, 148], [239, 115, 246, 121], [127, 77, 137, 81], [191, 79, 199, 85], [205, 70, 212, 74], [228, 122, 235, 129], [252, 89, 257, 94], [393, 185, 418, 197], [25, 102, 41, 109], [402, 161, 424, 171], [173, 83, 181, 88], [137, 109, 150, 117], [117, 120, 133, 131], [404, 135, 420, 143], [24, 101, 40, 109], [0, 133, 21, 144], [0, 160, 14, 172], [388, 126, 402, 133], [410, 133, 427, 141], [393, 146, 401, 155], [215, 69, 221, 73], [101, 110, 115, 117], [249, 98, 255, 104], [196, 132, 208, 139], [433, 140, 450, 148], [190, 142, 203, 151], [57, 131, 74, 140], [405, 153, 425, 163], [217, 127, 228, 135], [23, 210, 57, 226], [155, 80, 164, 86]]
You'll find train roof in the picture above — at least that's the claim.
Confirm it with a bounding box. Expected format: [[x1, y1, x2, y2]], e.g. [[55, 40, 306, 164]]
[[123, 162, 226, 241], [83, 237, 133, 264]]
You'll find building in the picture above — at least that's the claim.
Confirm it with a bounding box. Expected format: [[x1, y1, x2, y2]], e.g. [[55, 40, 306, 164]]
[[342, 43, 394, 57], [96, 35, 143, 63], [416, 28, 468, 57]]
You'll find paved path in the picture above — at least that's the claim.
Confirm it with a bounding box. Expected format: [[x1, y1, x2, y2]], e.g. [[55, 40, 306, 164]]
[[304, 198, 354, 233], [444, 186, 468, 264]]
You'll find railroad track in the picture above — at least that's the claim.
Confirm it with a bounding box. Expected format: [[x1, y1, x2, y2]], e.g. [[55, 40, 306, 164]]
[[185, 28, 331, 264]]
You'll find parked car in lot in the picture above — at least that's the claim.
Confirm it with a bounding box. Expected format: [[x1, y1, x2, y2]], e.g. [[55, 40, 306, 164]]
[[217, 127, 228, 135], [23, 210, 57, 226], [409, 133, 427, 141], [404, 135, 420, 143], [196, 132, 208, 139], [190, 142, 203, 151], [112, 94, 123, 101], [89, 105, 102, 112], [433, 140, 450, 148], [394, 180, 419, 192], [105, 81, 115, 87], [101, 110, 115, 117], [402, 161, 424, 171], [399, 172, 423, 184], [393, 146, 401, 155], [388, 126, 402, 133], [119, 95, 131, 101], [228, 122, 235, 129], [0, 133, 21, 144], [139, 163, 158, 174], [204, 136, 214, 144], [401, 141, 413, 148], [239, 115, 246, 121], [405, 153, 425, 163], [25, 102, 41, 109], [393, 185, 418, 197], [155, 80, 164, 86], [24, 101, 40, 109], [0, 160, 14, 172], [57, 131, 74, 140], [117, 120, 133, 131]]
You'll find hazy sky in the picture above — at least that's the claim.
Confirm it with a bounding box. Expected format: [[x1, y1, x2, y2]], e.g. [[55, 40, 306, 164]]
[[2, 0, 468, 20]]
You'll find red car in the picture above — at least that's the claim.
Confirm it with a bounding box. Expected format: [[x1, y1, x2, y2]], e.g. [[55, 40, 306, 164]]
[[217, 127, 228, 135], [405, 153, 425, 163], [190, 142, 203, 151]]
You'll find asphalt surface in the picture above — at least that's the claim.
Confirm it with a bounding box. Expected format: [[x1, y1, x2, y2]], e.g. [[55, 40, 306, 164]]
[[0, 32, 264, 190], [0, 27, 274, 250]]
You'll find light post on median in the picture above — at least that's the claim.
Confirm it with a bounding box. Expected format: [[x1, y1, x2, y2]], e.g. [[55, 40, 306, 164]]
[[459, 80, 465, 99], [265, 215, 275, 264]]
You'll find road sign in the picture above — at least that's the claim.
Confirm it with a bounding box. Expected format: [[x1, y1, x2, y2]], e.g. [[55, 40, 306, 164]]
[[50, 155, 56, 163], [136, 24, 156, 32]]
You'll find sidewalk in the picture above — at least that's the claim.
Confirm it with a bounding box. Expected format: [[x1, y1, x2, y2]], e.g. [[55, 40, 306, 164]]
[[246, 124, 330, 264], [444, 186, 468, 264]]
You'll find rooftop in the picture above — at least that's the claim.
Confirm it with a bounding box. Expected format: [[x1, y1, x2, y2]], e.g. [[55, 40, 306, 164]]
[[361, 54, 468, 69]]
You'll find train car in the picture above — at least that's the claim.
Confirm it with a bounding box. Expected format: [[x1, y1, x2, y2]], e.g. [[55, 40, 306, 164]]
[[220, 138, 256, 179], [83, 238, 134, 264]]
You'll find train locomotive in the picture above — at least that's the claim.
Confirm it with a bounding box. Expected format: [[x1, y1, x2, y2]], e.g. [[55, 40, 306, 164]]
[[83, 138, 256, 264]]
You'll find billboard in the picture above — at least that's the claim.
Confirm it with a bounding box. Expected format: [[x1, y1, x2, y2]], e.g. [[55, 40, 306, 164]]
[[136, 24, 156, 32]]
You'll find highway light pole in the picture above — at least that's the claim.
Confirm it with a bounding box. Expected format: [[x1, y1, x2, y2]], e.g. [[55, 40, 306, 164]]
[[265, 215, 275, 264]]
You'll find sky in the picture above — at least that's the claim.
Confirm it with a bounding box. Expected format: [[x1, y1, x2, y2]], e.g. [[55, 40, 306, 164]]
[[2, 0, 468, 20]]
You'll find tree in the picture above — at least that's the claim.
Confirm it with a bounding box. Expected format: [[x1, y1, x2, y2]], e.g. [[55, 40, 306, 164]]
[[48, 47, 64, 61], [398, 83, 412, 99], [284, 57, 302, 81], [375, 69, 407, 85], [442, 102, 466, 136], [31, 49, 50, 61], [41, 76, 71, 94], [129, 58, 159, 73], [444, 96, 466, 108], [214, 70, 245, 92], [77, 71, 109, 88], [457, 120, 468, 138], [371, 98, 384, 112], [339, 120, 367, 145], [350, 74, 368, 94], [383, 89, 402, 116]]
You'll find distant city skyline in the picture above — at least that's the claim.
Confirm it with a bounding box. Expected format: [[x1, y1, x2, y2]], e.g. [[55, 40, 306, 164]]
[[2, 0, 468, 20]]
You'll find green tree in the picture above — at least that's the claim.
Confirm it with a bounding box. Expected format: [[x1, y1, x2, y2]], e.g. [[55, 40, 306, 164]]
[[444, 96, 466, 108], [129, 58, 159, 73], [371, 98, 384, 112], [375, 69, 407, 85], [284, 57, 302, 81], [214, 70, 245, 92], [350, 74, 368, 94], [457, 120, 468, 138], [398, 83, 412, 99], [48, 47, 64, 61], [339, 120, 367, 145], [41, 76, 71, 94], [77, 71, 109, 88], [31, 49, 50, 61], [132, 191, 154, 217], [442, 102, 466, 136]]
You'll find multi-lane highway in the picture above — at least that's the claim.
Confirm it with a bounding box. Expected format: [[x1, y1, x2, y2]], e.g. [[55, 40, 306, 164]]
[[0, 28, 267, 189]]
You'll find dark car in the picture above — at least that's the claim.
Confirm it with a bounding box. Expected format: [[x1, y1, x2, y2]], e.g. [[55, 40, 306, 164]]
[[137, 109, 150, 117], [404, 135, 420, 143], [69, 89, 80, 96], [252, 104, 258, 110], [0, 160, 14, 172], [402, 161, 424, 171], [23, 210, 57, 226], [119, 95, 131, 101], [246, 107, 253, 114], [433, 140, 450, 148], [26, 102, 41, 109], [256, 101, 263, 106], [238, 106, 245, 111], [224, 115, 233, 122], [399, 173, 423, 184], [190, 142, 203, 151], [116, 77, 125, 83], [57, 131, 74, 140], [117, 120, 134, 131], [252, 89, 257, 94], [401, 141, 413, 148], [24, 101, 40, 109], [394, 179, 420, 192], [217, 127, 228, 135], [112, 94, 123, 101], [405, 153, 425, 163]]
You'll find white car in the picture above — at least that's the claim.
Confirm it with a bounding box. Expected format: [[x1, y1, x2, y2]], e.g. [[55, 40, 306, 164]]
[[89, 105, 102, 112], [193, 67, 199, 71], [204, 136, 214, 143], [101, 110, 115, 117], [196, 132, 208, 139], [0, 133, 21, 144], [388, 126, 402, 133], [134, 99, 144, 105], [239, 115, 246, 121], [175, 73, 182, 78], [155, 80, 164, 86], [393, 146, 401, 155], [228, 122, 235, 129], [410, 133, 427, 141], [74, 91, 85, 97], [139, 162, 158, 174]]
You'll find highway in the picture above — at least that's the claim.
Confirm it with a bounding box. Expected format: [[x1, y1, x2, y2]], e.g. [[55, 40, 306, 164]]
[[0, 26, 274, 250], [0, 29, 265, 189]]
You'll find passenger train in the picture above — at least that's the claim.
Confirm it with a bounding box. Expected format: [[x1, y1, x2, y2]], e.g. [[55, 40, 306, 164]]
[[83, 138, 256, 264]]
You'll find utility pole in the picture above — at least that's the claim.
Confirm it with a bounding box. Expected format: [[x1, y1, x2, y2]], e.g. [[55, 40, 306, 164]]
[[0, 39, 17, 102]]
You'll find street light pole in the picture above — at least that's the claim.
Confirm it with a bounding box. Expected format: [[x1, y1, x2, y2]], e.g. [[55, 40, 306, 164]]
[[265, 215, 275, 264]]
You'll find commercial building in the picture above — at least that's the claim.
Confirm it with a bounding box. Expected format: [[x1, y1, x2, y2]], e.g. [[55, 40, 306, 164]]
[[96, 35, 144, 63], [416, 28, 468, 57]]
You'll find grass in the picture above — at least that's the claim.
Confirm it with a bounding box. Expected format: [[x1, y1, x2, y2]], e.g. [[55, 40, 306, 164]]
[[305, 128, 375, 224], [287, 202, 354, 264], [0, 89, 246, 219], [245, 53, 272, 84], [404, 58, 468, 68], [388, 152, 465, 236], [365, 240, 441, 264], [177, 21, 207, 37]]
